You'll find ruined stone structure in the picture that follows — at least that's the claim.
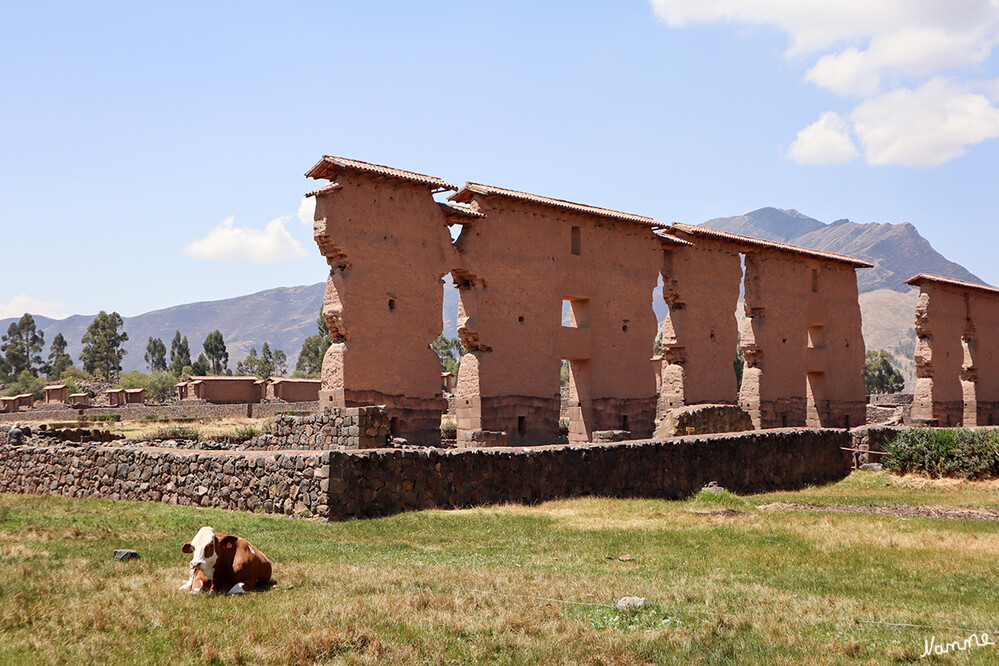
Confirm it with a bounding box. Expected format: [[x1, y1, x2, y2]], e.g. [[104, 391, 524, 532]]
[[266, 378, 321, 403], [177, 376, 263, 404], [906, 273, 999, 427], [124, 388, 145, 404], [666, 225, 870, 429], [69, 393, 90, 406], [306, 157, 457, 446], [43, 384, 67, 405], [105, 389, 126, 407], [305, 156, 870, 445]]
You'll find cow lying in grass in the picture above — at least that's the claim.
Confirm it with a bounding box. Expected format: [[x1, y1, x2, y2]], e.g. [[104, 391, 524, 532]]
[[179, 526, 272, 594]]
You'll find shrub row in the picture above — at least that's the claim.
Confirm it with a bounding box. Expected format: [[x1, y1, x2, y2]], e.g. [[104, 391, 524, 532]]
[[883, 428, 999, 479]]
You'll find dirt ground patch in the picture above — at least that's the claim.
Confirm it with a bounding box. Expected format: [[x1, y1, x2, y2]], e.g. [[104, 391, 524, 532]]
[[757, 502, 999, 521]]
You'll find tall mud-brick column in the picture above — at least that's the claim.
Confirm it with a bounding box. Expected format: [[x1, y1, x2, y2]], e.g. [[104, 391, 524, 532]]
[[306, 156, 457, 446], [809, 263, 867, 429], [656, 234, 742, 416], [906, 274, 999, 427]]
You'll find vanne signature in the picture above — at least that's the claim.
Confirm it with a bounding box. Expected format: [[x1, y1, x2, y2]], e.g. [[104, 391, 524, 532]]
[[920, 632, 995, 658]]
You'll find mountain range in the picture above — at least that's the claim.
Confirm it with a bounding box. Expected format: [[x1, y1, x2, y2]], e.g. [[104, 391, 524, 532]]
[[2, 208, 986, 386]]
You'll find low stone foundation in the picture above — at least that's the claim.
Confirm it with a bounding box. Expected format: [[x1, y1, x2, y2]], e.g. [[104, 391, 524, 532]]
[[321, 389, 444, 446], [456, 395, 560, 447], [0, 401, 321, 424], [1, 428, 851, 521], [246, 407, 390, 450], [655, 404, 754, 438], [589, 397, 656, 440]]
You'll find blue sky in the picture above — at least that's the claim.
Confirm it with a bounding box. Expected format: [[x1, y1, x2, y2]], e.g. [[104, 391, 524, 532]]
[[3, 1, 998, 319]]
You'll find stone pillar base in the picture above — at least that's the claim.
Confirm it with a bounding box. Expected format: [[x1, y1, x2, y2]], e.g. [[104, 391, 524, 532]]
[[456, 395, 559, 447]]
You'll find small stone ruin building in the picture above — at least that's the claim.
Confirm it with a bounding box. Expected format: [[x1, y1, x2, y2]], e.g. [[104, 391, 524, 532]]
[[69, 393, 90, 406], [104, 388, 126, 407], [266, 377, 321, 402], [907, 273, 999, 427], [124, 388, 145, 404], [176, 376, 263, 404], [43, 384, 67, 405], [305, 155, 871, 446]]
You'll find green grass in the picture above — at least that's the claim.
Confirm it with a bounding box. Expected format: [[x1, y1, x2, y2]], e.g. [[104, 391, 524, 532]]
[[1, 472, 998, 664]]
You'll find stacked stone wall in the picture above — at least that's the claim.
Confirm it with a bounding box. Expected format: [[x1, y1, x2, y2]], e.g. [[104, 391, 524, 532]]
[[1, 429, 850, 521], [0, 443, 328, 517], [244, 407, 390, 450], [327, 428, 850, 519], [0, 401, 321, 424]]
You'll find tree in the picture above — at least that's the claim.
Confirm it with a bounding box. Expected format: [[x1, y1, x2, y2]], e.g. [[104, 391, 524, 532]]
[[169, 331, 191, 375], [863, 349, 905, 394], [237, 347, 261, 377], [237, 343, 288, 379], [145, 337, 167, 372], [118, 370, 176, 402], [2, 313, 46, 377], [431, 335, 463, 376], [5, 369, 44, 400], [79, 311, 129, 381], [272, 348, 288, 377], [47, 333, 74, 378], [191, 353, 210, 376], [202, 330, 228, 375], [295, 311, 332, 378]]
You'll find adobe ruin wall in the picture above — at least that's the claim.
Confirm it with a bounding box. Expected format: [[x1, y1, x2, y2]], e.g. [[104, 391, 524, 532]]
[[908, 274, 999, 427], [306, 156, 871, 447]]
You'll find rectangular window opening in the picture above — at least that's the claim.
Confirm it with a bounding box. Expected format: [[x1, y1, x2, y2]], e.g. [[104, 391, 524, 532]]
[[807, 325, 825, 349], [571, 226, 581, 255], [562, 297, 590, 328]]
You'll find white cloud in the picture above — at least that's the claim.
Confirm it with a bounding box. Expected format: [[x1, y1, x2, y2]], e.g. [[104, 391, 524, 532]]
[[183, 215, 309, 263], [852, 78, 999, 166], [787, 112, 859, 164], [0, 294, 67, 319], [650, 0, 999, 165], [297, 196, 316, 227]]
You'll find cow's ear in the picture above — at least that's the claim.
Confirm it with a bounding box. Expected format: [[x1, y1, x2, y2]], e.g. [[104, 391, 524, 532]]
[[220, 535, 239, 549], [182, 543, 193, 554]]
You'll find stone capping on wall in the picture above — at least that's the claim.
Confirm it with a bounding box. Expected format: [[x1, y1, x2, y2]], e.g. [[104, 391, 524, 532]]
[[868, 393, 914, 406], [0, 427, 851, 522]]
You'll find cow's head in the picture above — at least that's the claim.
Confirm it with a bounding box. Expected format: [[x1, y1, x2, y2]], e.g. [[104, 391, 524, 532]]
[[182, 526, 220, 580]]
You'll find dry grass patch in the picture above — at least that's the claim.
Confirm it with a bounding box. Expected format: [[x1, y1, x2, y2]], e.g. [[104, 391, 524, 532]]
[[3, 474, 999, 664]]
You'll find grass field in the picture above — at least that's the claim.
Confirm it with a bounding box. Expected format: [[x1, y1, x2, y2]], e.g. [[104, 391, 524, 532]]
[[2, 471, 998, 664]]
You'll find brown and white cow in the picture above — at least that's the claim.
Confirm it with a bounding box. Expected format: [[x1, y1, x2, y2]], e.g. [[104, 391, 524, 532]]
[[179, 526, 272, 594]]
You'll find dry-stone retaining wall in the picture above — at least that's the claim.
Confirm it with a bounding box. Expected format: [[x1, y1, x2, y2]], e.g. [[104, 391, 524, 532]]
[[0, 402, 321, 424], [654, 404, 754, 438], [326, 428, 851, 519], [245, 407, 391, 450], [0, 442, 328, 517], [1, 428, 850, 521]]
